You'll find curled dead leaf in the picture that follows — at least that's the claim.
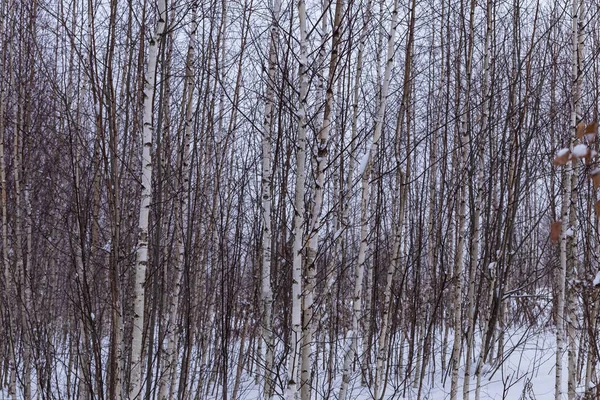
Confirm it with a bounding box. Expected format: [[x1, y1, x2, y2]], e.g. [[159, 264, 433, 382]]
[[554, 148, 570, 165], [550, 221, 561, 244], [577, 121, 586, 139], [591, 169, 600, 189]]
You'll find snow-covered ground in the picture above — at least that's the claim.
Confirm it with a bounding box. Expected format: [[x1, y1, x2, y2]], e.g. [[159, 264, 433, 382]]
[[202, 328, 577, 400], [0, 328, 585, 399]]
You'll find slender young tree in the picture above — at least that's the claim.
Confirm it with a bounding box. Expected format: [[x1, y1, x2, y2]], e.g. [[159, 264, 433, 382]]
[[301, 1, 344, 398], [157, 4, 197, 399], [556, 0, 582, 397], [339, 1, 400, 398], [286, 0, 309, 397], [260, 0, 280, 398], [373, 0, 413, 396], [129, 0, 167, 397], [464, 1, 493, 398]]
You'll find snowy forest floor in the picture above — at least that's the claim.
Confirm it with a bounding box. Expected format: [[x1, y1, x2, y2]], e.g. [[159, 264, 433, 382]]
[[0, 328, 585, 399], [212, 328, 578, 400]]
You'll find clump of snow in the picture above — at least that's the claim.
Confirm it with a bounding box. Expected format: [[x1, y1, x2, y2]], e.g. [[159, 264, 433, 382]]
[[572, 144, 588, 158], [333, 228, 343, 240], [556, 148, 570, 157], [594, 271, 600, 287], [357, 140, 373, 178], [488, 261, 497, 270], [565, 228, 574, 237]]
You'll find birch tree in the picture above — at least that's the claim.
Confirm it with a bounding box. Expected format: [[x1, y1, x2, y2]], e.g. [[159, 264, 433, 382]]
[[372, 0, 413, 396], [464, 0, 493, 398], [339, 1, 400, 398], [301, 1, 344, 398], [260, 0, 280, 397], [286, 0, 309, 397], [157, 5, 197, 399], [129, 0, 167, 397]]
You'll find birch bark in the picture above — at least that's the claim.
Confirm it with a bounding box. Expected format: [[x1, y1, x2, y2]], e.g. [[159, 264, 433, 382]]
[[129, 0, 166, 397], [286, 1, 308, 398], [567, 0, 583, 398], [372, 0, 412, 396], [157, 6, 196, 399], [449, 0, 474, 397], [556, 0, 581, 397], [260, 1, 280, 398], [338, 1, 400, 398], [0, 0, 15, 395], [301, 1, 344, 398], [463, 0, 491, 397]]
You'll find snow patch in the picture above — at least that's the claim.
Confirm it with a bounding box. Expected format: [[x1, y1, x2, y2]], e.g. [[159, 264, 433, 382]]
[[572, 144, 588, 157], [357, 141, 373, 178], [566, 228, 574, 237], [333, 228, 343, 240], [594, 271, 600, 287]]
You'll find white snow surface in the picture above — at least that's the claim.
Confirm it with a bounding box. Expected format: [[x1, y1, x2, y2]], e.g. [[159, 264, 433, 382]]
[[556, 148, 570, 157], [572, 144, 588, 158], [196, 328, 580, 399], [2, 327, 587, 400]]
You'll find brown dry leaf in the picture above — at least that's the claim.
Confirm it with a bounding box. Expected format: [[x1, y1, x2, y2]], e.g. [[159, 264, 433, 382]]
[[596, 201, 600, 217], [592, 169, 600, 188], [550, 221, 561, 243], [577, 121, 586, 139], [586, 121, 598, 134], [586, 122, 598, 143], [554, 148, 570, 165]]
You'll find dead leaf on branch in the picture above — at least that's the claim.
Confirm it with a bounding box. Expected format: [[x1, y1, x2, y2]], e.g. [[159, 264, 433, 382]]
[[550, 221, 561, 244]]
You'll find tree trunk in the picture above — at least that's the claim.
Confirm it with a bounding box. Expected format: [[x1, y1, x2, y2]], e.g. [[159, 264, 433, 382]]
[[129, 0, 166, 397], [259, 1, 280, 398], [286, 0, 309, 397]]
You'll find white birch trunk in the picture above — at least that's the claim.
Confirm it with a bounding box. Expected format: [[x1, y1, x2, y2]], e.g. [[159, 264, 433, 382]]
[[157, 6, 196, 400], [557, 169, 570, 400], [286, 1, 308, 398], [129, 0, 166, 398], [463, 0, 490, 398], [14, 66, 31, 400], [450, 0, 474, 397], [301, 2, 344, 398], [556, 0, 581, 398], [260, 0, 280, 397], [370, 1, 405, 398], [339, 2, 399, 398], [0, 0, 15, 394], [567, 1, 583, 398]]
